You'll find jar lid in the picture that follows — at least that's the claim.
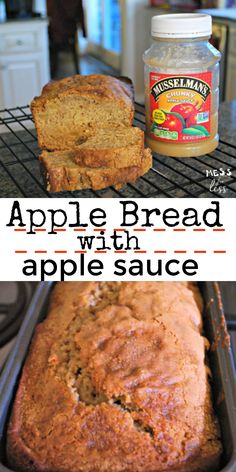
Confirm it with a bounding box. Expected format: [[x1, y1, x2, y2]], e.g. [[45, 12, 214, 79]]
[[151, 13, 212, 39]]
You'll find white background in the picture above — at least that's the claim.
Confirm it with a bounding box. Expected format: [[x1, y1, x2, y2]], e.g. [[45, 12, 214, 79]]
[[0, 198, 234, 281]]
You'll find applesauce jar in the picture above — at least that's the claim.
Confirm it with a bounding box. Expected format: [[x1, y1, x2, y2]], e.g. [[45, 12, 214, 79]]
[[143, 14, 221, 157]]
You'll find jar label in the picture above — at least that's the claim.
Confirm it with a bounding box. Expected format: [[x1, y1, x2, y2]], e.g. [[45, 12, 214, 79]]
[[149, 72, 212, 143]]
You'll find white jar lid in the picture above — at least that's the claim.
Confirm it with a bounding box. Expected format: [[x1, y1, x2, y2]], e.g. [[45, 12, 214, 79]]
[[152, 13, 212, 39]]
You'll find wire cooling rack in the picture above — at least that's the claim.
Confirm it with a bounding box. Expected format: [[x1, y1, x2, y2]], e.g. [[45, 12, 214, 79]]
[[0, 103, 236, 198]]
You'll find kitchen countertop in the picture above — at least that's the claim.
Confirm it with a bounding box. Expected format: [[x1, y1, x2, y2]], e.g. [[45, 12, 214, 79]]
[[0, 101, 235, 198], [198, 8, 236, 21]]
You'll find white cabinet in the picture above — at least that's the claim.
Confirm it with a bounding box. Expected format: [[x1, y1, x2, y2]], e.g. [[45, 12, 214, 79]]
[[0, 19, 50, 109]]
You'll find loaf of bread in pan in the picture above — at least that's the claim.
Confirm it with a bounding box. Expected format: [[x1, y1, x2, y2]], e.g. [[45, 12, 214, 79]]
[[31, 75, 135, 150], [7, 282, 222, 472], [72, 127, 144, 169], [39, 147, 152, 193]]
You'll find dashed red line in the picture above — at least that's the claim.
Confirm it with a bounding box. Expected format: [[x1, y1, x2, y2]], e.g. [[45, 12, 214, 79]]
[[13, 249, 227, 255], [12, 227, 226, 233]]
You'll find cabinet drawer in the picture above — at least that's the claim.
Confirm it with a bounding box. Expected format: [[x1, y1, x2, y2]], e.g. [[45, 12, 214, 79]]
[[0, 32, 36, 53]]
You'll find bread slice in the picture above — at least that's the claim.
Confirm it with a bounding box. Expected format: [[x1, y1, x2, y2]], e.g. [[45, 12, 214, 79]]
[[73, 127, 144, 169], [39, 148, 152, 193], [31, 75, 135, 151]]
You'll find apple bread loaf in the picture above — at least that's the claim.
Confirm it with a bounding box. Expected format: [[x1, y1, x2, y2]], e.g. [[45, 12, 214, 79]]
[[7, 282, 222, 472], [31, 75, 135, 151]]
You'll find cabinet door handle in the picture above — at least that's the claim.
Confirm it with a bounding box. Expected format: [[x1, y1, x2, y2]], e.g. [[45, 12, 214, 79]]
[[16, 40, 23, 46]]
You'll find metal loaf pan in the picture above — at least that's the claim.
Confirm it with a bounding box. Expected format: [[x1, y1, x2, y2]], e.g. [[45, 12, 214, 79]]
[[0, 282, 235, 472]]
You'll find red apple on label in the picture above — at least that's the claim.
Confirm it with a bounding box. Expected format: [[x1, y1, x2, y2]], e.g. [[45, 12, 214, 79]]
[[186, 112, 198, 127], [162, 114, 183, 132], [171, 103, 196, 119]]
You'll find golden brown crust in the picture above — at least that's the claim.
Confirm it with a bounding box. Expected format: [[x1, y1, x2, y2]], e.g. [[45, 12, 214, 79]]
[[34, 75, 134, 105], [73, 146, 142, 168], [7, 282, 222, 472], [39, 148, 152, 193], [31, 75, 135, 150]]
